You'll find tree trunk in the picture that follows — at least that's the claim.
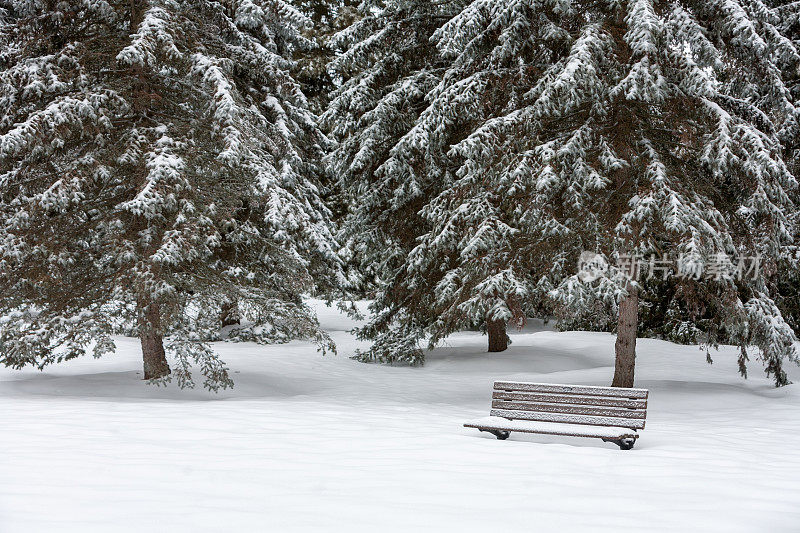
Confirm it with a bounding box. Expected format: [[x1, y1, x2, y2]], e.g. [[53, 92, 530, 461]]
[[487, 317, 509, 353], [130, 0, 142, 29], [138, 300, 170, 380], [612, 282, 638, 388], [220, 298, 240, 328]]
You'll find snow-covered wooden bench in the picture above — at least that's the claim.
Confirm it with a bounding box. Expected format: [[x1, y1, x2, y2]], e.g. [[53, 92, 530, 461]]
[[464, 381, 649, 450]]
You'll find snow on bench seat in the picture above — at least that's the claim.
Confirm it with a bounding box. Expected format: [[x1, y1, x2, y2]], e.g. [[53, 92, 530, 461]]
[[464, 416, 639, 440]]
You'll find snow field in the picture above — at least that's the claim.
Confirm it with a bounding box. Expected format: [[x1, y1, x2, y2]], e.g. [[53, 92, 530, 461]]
[[1, 302, 799, 532]]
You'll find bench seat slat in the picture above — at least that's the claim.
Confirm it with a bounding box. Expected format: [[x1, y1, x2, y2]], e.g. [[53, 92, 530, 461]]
[[490, 408, 646, 430], [464, 416, 639, 440], [492, 391, 646, 409], [494, 381, 648, 399], [491, 400, 647, 419]]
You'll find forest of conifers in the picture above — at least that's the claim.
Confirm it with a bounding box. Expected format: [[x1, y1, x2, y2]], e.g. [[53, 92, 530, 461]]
[[1, 0, 799, 390]]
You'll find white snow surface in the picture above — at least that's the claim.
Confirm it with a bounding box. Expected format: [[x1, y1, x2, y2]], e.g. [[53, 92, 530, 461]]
[[2, 301, 800, 532]]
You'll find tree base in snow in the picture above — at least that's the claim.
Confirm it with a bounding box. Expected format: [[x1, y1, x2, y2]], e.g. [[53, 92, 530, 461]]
[[487, 318, 509, 353], [613, 284, 638, 388], [141, 333, 171, 380]]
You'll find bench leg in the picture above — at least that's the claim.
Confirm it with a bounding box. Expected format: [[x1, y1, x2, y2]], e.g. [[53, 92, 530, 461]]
[[602, 438, 636, 450], [479, 428, 510, 440]]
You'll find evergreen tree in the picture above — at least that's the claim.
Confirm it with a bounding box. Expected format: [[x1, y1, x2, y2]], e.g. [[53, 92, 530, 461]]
[[440, 0, 799, 386], [773, 0, 800, 336], [336, 0, 799, 385], [323, 0, 467, 363], [0, 0, 340, 390]]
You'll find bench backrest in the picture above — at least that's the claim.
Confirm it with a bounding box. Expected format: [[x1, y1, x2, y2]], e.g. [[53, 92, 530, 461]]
[[491, 381, 649, 430]]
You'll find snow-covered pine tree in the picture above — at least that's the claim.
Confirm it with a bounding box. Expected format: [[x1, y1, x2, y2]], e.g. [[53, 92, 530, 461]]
[[0, 1, 341, 390], [323, 0, 467, 363], [344, 0, 799, 383], [577, 0, 800, 349], [432, 0, 799, 386], [772, 0, 800, 336]]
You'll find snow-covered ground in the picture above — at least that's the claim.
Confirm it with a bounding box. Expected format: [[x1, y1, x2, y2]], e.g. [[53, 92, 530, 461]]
[[2, 302, 800, 533]]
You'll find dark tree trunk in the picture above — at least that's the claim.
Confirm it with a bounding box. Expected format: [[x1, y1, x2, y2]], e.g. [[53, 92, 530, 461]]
[[130, 0, 142, 29], [487, 317, 509, 353], [220, 299, 240, 328], [612, 282, 638, 388], [138, 300, 170, 380]]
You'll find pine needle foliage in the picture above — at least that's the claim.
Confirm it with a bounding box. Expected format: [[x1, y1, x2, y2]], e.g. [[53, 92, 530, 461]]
[[0, 0, 342, 389], [328, 0, 799, 383]]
